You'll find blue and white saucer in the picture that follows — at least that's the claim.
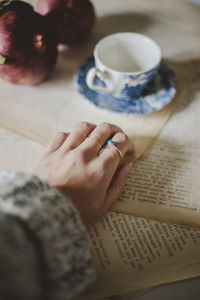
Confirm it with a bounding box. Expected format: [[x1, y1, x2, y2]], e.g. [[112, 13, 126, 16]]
[[74, 56, 176, 115]]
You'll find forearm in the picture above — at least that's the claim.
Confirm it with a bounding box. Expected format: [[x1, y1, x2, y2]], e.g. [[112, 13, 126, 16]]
[[0, 171, 95, 300]]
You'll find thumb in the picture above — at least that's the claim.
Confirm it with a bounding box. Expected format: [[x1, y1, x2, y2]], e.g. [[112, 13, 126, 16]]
[[104, 164, 130, 211]]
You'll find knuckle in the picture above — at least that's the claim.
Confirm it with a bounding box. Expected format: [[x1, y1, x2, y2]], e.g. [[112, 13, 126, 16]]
[[91, 134, 100, 145], [57, 132, 69, 141], [76, 121, 92, 131], [100, 122, 113, 132], [124, 133, 129, 143], [118, 132, 128, 144]]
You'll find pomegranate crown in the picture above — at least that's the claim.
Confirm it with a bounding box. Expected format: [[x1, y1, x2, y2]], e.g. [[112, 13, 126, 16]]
[[0, 0, 12, 11]]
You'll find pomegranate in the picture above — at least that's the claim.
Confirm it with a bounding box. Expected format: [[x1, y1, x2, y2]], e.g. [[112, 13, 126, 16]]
[[0, 0, 58, 85], [35, 0, 96, 45]]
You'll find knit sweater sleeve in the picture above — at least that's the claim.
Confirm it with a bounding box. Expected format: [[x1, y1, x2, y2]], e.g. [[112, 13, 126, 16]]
[[0, 171, 96, 300]]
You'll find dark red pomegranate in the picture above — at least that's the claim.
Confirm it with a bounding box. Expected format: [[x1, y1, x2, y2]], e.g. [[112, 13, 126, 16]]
[[35, 0, 96, 45], [0, 0, 58, 85]]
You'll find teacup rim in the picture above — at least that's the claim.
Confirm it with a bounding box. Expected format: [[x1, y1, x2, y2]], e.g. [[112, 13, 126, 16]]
[[94, 32, 162, 75]]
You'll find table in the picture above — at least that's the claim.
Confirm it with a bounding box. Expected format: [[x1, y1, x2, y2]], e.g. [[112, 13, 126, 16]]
[[0, 0, 200, 299]]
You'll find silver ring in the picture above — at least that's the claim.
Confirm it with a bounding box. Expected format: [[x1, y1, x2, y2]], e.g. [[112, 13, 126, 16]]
[[106, 140, 122, 160]]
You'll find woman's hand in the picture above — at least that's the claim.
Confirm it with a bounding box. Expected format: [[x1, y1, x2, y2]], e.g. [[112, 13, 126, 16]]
[[34, 122, 134, 227]]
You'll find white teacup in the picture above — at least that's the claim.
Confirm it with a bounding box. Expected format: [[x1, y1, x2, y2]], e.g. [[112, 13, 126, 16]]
[[86, 32, 162, 99]]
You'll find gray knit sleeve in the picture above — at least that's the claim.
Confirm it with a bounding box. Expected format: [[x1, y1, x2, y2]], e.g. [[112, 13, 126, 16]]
[[0, 171, 96, 300]]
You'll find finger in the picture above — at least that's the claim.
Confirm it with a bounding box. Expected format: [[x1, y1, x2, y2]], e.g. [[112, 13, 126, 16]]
[[98, 132, 134, 180], [61, 122, 96, 152], [103, 164, 130, 212], [45, 132, 69, 154], [120, 151, 135, 166], [78, 122, 123, 157]]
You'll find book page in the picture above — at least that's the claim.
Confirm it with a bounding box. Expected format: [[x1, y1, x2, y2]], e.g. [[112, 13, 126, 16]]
[[111, 78, 200, 227], [79, 212, 200, 299], [112, 139, 200, 227]]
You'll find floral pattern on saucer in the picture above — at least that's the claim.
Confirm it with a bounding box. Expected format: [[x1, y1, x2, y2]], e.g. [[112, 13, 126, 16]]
[[74, 56, 177, 115]]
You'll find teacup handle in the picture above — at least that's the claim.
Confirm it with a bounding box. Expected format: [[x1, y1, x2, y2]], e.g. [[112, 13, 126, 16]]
[[86, 67, 114, 94]]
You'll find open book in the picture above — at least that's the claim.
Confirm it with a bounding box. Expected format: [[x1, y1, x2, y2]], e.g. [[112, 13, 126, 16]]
[[0, 80, 200, 300]]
